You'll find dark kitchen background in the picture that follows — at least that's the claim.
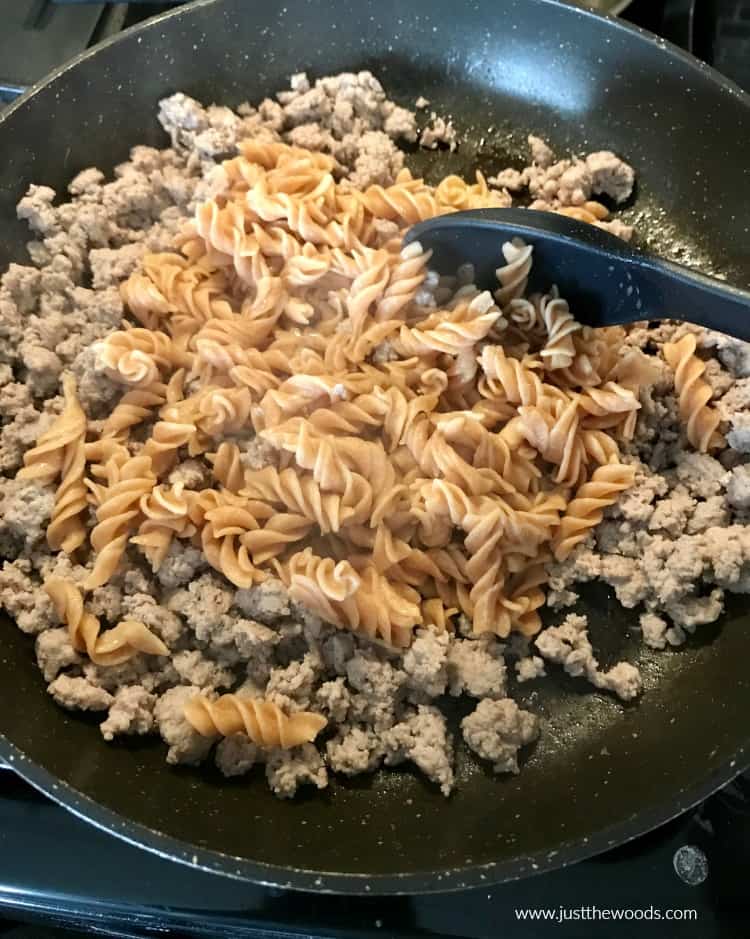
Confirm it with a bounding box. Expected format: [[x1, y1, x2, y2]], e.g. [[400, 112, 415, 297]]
[[1, 2, 749, 938]]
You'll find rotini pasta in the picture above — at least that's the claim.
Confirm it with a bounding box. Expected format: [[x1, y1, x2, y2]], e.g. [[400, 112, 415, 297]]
[[18, 374, 86, 486], [663, 334, 723, 452], [184, 694, 326, 748], [47, 437, 88, 555], [15, 134, 649, 692], [84, 454, 157, 590], [282, 548, 421, 648], [552, 461, 636, 560], [45, 578, 168, 666]]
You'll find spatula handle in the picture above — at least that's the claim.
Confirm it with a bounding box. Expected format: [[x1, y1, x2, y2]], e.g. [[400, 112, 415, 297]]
[[634, 256, 750, 342]]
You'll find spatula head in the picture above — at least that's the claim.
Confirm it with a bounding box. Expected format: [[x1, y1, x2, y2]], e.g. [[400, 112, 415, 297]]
[[405, 208, 639, 328]]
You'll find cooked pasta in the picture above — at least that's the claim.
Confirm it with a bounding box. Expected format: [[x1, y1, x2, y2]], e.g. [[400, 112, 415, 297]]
[[45, 578, 168, 666], [18, 374, 86, 486], [663, 334, 723, 452], [131, 483, 196, 571], [18, 135, 647, 674], [47, 438, 88, 555], [93, 328, 181, 387], [282, 548, 421, 647], [84, 455, 157, 590], [185, 694, 327, 748], [552, 461, 637, 560]]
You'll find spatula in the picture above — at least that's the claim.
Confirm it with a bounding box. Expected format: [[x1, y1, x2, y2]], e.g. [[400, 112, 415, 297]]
[[404, 208, 750, 341]]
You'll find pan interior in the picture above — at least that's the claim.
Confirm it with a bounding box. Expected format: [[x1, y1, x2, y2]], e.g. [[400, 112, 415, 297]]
[[0, 0, 749, 887], [3, 589, 750, 880]]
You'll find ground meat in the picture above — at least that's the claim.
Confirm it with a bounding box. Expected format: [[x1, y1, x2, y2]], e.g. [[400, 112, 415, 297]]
[[345, 648, 405, 728], [0, 71, 742, 801], [234, 578, 291, 624], [21, 346, 62, 397], [648, 485, 696, 537], [616, 466, 668, 525], [87, 585, 124, 622], [326, 725, 384, 775], [70, 348, 122, 419], [154, 686, 213, 766], [528, 134, 555, 168], [236, 436, 277, 471], [215, 734, 260, 778], [446, 637, 506, 699], [584, 151, 635, 204], [230, 616, 279, 660], [419, 116, 457, 151], [640, 612, 670, 650], [461, 699, 538, 774], [489, 168, 525, 191], [314, 678, 350, 723], [100, 686, 156, 741], [48, 675, 113, 712], [673, 451, 728, 499], [535, 614, 642, 702], [383, 706, 454, 796], [320, 630, 356, 676], [595, 661, 643, 701], [402, 628, 449, 699], [0, 559, 56, 634], [0, 479, 54, 556], [727, 465, 750, 510], [349, 130, 405, 189], [709, 335, 750, 378], [121, 593, 184, 647], [665, 589, 725, 630], [169, 572, 233, 639], [34, 627, 81, 681], [265, 654, 320, 710], [17, 185, 59, 237], [688, 496, 728, 533], [265, 744, 328, 798], [83, 655, 169, 694], [727, 414, 750, 453], [515, 656, 546, 682], [156, 542, 207, 590], [167, 459, 209, 490], [172, 649, 235, 690]]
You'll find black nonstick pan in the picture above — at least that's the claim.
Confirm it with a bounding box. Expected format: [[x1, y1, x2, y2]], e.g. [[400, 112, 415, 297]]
[[1, 0, 749, 895]]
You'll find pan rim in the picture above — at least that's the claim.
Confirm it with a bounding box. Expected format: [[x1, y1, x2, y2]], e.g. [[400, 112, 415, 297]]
[[0, 0, 748, 130], [1, 0, 750, 894], [1, 731, 748, 894]]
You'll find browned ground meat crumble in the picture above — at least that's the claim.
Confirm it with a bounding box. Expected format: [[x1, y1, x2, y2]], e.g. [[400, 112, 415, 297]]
[[2, 71, 748, 798]]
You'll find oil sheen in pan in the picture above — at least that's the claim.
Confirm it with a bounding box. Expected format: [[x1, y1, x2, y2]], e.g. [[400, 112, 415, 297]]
[[407, 122, 722, 282]]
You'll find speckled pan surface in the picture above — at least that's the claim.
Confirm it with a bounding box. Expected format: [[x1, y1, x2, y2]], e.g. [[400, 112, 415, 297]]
[[1, 0, 749, 895]]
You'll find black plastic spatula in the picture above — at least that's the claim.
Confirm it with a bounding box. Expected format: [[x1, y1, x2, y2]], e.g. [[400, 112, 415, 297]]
[[404, 208, 750, 341]]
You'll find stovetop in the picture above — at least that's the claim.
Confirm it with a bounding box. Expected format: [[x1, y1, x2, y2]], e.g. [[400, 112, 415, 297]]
[[2, 2, 750, 938], [2, 760, 749, 939]]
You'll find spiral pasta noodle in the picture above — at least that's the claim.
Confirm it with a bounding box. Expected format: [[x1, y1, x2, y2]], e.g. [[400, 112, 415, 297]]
[[131, 482, 196, 571], [13, 135, 651, 669], [663, 334, 723, 452], [185, 694, 326, 748], [94, 328, 180, 387], [84, 455, 157, 590], [282, 548, 421, 648], [552, 461, 636, 561], [18, 374, 86, 486], [47, 438, 88, 555], [45, 578, 168, 666]]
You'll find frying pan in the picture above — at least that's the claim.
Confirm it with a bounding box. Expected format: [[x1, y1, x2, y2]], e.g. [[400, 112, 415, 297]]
[[1, 0, 749, 896]]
